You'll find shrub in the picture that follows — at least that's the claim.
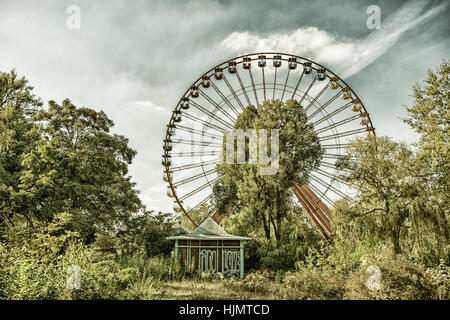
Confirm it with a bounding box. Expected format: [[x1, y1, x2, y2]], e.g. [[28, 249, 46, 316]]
[[343, 248, 449, 300], [246, 239, 311, 272], [0, 213, 76, 299]]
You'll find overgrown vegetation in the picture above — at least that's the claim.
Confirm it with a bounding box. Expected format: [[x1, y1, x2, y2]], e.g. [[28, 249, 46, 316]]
[[0, 61, 448, 300]]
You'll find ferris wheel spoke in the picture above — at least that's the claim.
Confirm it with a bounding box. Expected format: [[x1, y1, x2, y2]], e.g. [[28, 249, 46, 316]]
[[318, 127, 368, 142], [170, 159, 218, 172], [171, 150, 221, 157], [272, 67, 278, 101], [280, 69, 291, 101], [309, 174, 349, 200], [248, 68, 260, 106], [299, 77, 317, 106], [172, 138, 222, 148], [173, 168, 216, 187], [319, 160, 341, 170], [185, 99, 234, 129], [222, 74, 244, 110], [182, 112, 227, 134], [313, 101, 353, 126], [262, 67, 266, 102], [198, 89, 236, 123], [210, 81, 240, 117], [315, 114, 361, 134], [307, 182, 335, 207], [186, 194, 213, 216], [235, 69, 251, 107], [291, 70, 305, 100], [314, 168, 352, 188], [179, 176, 221, 201], [174, 124, 223, 140], [322, 152, 350, 160], [304, 83, 329, 113], [320, 143, 350, 150], [307, 90, 342, 121]]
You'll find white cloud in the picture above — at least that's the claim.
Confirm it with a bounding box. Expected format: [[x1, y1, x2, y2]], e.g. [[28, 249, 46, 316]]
[[219, 0, 448, 78]]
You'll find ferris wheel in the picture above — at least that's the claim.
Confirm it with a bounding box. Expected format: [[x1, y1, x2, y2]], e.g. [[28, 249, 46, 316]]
[[162, 52, 374, 239]]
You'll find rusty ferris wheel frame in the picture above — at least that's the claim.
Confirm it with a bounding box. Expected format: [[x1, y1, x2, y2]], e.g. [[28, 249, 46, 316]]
[[162, 52, 375, 239]]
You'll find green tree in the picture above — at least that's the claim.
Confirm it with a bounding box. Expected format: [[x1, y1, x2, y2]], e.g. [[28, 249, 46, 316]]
[[213, 99, 323, 243], [116, 211, 176, 257], [18, 99, 143, 242], [0, 70, 42, 228], [404, 59, 449, 209], [335, 135, 449, 263]]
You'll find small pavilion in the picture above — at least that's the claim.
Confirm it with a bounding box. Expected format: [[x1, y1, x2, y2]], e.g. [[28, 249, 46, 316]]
[[168, 218, 250, 278]]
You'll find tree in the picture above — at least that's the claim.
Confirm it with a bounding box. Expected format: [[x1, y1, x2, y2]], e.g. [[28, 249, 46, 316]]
[[116, 211, 176, 257], [335, 135, 449, 263], [0, 70, 42, 228], [404, 59, 449, 208], [18, 99, 143, 242], [213, 99, 323, 244]]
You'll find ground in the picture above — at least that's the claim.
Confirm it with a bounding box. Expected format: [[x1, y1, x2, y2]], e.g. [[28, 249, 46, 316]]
[[150, 278, 298, 300]]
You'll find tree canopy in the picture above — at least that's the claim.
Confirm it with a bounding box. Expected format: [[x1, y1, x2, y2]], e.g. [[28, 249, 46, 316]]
[[404, 59, 449, 208], [335, 60, 450, 264], [335, 135, 449, 263], [0, 70, 142, 242], [0, 70, 42, 228], [213, 99, 323, 243]]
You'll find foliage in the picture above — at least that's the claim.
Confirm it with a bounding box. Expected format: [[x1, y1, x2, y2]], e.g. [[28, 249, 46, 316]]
[[17, 98, 143, 242], [0, 212, 79, 299], [116, 211, 176, 257], [0, 70, 42, 229], [404, 59, 449, 207], [335, 135, 449, 263], [213, 99, 323, 243], [0, 212, 194, 300], [244, 239, 312, 272]]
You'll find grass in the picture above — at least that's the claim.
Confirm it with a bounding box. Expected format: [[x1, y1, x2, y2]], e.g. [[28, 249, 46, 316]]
[[150, 279, 281, 300]]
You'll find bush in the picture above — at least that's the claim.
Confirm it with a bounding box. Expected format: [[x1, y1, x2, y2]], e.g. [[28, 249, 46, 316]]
[[280, 244, 450, 300], [342, 248, 449, 300], [0, 213, 189, 300], [0, 213, 76, 299], [116, 211, 175, 257], [246, 239, 311, 272]]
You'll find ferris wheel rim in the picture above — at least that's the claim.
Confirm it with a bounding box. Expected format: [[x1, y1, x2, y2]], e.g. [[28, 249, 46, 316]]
[[170, 52, 374, 129], [162, 52, 375, 226]]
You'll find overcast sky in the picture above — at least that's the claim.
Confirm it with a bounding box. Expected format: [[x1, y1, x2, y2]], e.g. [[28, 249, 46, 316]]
[[1, 0, 449, 213]]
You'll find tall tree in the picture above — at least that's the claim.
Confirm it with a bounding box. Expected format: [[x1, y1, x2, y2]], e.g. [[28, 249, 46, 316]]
[[404, 59, 449, 208], [213, 100, 323, 243], [18, 99, 143, 242], [335, 135, 449, 263], [0, 70, 42, 228]]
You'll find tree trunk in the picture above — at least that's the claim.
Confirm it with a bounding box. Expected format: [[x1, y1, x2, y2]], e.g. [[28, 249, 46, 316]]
[[259, 210, 271, 240]]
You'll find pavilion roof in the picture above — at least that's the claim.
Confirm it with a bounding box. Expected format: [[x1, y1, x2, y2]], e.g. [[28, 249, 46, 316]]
[[167, 217, 250, 241]]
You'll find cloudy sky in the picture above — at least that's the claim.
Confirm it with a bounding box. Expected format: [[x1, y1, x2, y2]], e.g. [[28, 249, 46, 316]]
[[1, 0, 448, 213]]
